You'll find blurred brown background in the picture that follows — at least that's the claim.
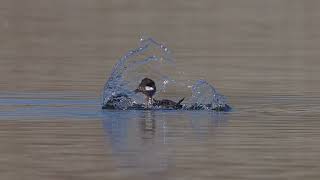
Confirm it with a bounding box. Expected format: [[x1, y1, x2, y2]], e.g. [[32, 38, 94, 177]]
[[0, 0, 319, 97]]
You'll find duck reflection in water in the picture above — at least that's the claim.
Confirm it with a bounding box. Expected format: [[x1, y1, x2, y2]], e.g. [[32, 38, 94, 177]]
[[102, 110, 168, 170], [140, 111, 156, 139], [101, 109, 229, 171]]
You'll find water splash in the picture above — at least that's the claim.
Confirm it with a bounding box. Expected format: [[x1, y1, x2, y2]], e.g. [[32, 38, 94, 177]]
[[188, 80, 228, 110], [102, 37, 230, 111]]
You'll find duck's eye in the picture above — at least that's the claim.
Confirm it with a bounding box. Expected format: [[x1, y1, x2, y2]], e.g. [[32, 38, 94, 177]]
[[145, 86, 154, 91]]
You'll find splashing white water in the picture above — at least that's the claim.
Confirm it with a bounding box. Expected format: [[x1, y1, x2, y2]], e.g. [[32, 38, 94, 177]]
[[102, 37, 229, 111]]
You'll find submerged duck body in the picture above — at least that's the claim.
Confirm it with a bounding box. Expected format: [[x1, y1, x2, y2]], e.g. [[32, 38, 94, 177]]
[[102, 94, 230, 111], [102, 94, 185, 110], [153, 98, 185, 109]]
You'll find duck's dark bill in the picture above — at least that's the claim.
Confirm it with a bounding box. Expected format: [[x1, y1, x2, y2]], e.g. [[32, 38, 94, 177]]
[[102, 95, 231, 111]]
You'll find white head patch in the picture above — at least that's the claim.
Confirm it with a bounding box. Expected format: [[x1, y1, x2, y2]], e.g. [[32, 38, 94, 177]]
[[145, 86, 154, 91]]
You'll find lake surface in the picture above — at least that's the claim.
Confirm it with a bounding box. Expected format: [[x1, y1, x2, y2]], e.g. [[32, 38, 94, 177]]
[[1, 0, 320, 179]]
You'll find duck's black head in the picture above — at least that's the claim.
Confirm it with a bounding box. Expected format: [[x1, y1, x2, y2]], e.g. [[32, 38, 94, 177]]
[[134, 78, 157, 99]]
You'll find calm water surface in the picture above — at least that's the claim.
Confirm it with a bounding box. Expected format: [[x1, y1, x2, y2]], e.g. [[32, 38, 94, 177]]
[[1, 0, 320, 179]]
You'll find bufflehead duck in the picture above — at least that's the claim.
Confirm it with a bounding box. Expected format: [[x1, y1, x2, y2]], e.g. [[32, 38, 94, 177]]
[[135, 78, 184, 109], [134, 78, 156, 106]]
